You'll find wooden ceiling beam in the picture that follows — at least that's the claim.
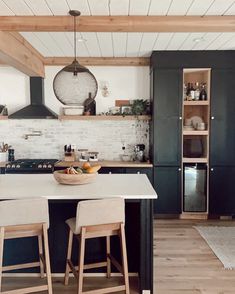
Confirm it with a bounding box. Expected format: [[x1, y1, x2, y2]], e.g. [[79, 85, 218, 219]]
[[43, 57, 150, 66], [0, 16, 234, 32], [0, 31, 44, 77]]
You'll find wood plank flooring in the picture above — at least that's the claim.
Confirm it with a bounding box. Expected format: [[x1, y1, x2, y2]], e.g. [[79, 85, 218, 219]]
[[154, 219, 235, 294], [1, 277, 138, 293], [2, 219, 235, 293]]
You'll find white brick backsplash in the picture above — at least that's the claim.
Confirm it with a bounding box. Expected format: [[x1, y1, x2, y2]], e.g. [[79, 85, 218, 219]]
[[0, 119, 149, 161]]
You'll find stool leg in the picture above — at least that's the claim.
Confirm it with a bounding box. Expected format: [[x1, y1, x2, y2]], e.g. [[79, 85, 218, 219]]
[[38, 235, 44, 278], [78, 228, 86, 294], [42, 223, 53, 294], [0, 227, 5, 293], [64, 229, 73, 286], [106, 236, 111, 278], [120, 224, 130, 294]]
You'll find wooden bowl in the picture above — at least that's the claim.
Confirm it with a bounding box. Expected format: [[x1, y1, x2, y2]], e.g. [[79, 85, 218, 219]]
[[53, 170, 97, 185]]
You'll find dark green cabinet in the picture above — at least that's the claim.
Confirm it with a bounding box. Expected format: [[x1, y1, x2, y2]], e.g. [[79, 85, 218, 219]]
[[210, 69, 235, 166], [152, 69, 182, 166], [100, 167, 153, 184], [209, 167, 235, 215], [150, 51, 235, 216], [153, 167, 181, 214], [126, 167, 153, 184], [99, 167, 125, 174]]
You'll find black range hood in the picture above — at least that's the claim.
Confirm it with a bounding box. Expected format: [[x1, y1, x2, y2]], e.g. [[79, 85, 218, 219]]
[[9, 77, 57, 119]]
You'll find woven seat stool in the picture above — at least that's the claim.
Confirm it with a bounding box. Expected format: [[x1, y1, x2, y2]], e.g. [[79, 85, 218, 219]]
[[64, 198, 130, 294], [0, 198, 52, 294]]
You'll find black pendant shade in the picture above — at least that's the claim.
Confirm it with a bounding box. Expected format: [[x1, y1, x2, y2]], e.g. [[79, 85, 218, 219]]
[[53, 10, 98, 105]]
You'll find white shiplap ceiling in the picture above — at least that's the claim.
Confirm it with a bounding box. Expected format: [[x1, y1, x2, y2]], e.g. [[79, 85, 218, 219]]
[[0, 0, 235, 57]]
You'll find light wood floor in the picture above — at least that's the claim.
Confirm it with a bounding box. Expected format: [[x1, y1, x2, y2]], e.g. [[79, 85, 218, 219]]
[[1, 277, 138, 293], [154, 219, 235, 294], [2, 219, 235, 293]]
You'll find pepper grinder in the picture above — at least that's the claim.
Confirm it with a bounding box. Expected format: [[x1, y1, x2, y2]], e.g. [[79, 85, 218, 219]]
[[8, 148, 15, 162]]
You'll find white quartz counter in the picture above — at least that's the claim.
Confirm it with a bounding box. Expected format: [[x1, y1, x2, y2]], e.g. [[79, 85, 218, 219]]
[[0, 174, 157, 200]]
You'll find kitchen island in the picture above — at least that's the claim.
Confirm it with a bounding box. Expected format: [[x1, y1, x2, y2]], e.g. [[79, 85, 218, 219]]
[[0, 174, 157, 294]]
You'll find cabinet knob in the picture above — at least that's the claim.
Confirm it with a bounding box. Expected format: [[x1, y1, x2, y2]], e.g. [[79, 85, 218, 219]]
[[178, 168, 181, 171], [210, 168, 214, 171], [179, 116, 182, 120], [211, 116, 215, 120]]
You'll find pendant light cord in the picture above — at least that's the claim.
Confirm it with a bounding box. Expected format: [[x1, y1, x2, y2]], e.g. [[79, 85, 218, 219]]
[[74, 14, 77, 61]]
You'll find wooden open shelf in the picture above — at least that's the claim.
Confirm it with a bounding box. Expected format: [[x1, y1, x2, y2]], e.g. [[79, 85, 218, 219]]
[[183, 157, 208, 163], [183, 130, 208, 135], [59, 115, 151, 121], [0, 116, 8, 120], [183, 101, 209, 106], [182, 68, 211, 217]]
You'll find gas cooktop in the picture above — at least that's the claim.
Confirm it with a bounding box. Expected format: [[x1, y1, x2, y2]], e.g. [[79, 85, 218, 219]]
[[5, 159, 58, 173]]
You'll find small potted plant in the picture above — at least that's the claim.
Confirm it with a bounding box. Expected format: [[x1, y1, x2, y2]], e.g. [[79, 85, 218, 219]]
[[131, 99, 149, 115]]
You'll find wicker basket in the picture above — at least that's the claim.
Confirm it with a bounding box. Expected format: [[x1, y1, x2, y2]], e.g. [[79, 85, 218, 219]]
[[53, 170, 97, 185]]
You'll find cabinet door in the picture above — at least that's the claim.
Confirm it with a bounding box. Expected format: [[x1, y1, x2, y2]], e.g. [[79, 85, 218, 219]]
[[210, 69, 235, 166], [125, 167, 153, 184], [99, 167, 125, 174], [153, 167, 181, 214], [152, 69, 182, 166], [209, 167, 235, 215]]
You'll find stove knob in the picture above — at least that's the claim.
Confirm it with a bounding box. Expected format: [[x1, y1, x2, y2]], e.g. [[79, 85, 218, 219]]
[[48, 164, 52, 168], [16, 164, 20, 168], [38, 164, 43, 168], [43, 164, 47, 168], [11, 164, 16, 168], [6, 164, 11, 168]]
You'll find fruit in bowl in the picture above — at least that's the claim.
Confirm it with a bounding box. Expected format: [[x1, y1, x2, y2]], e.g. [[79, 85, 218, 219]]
[[53, 164, 101, 185]]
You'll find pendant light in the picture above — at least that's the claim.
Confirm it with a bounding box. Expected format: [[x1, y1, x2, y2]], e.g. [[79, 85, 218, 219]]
[[53, 10, 98, 105]]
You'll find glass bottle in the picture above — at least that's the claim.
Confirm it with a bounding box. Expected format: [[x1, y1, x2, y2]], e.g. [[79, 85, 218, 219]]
[[194, 82, 200, 100], [199, 83, 207, 100], [186, 82, 191, 100], [183, 83, 187, 100], [190, 83, 195, 100]]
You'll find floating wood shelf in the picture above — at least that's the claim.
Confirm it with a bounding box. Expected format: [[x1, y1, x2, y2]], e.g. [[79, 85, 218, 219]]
[[183, 157, 208, 163], [58, 115, 151, 121], [183, 101, 209, 106], [183, 130, 208, 135], [0, 116, 8, 120]]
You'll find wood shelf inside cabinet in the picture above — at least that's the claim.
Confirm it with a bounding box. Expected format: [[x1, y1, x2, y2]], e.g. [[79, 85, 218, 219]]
[[58, 115, 151, 121], [0, 116, 8, 120], [183, 101, 209, 106], [183, 130, 208, 135], [180, 212, 208, 220], [183, 157, 208, 163]]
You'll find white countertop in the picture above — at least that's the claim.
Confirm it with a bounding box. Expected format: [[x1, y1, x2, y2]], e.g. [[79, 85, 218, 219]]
[[0, 174, 157, 200]]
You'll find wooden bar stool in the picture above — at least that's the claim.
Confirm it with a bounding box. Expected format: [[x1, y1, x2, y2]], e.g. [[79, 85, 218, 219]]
[[64, 198, 130, 294], [0, 198, 53, 294]]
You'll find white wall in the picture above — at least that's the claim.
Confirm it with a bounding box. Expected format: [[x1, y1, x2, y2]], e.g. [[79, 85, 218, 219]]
[[0, 65, 150, 160], [0, 66, 150, 115], [45, 66, 150, 114], [0, 67, 30, 114]]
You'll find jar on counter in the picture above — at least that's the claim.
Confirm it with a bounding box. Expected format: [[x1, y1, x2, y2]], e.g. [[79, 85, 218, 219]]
[[88, 152, 99, 162], [78, 149, 89, 162]]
